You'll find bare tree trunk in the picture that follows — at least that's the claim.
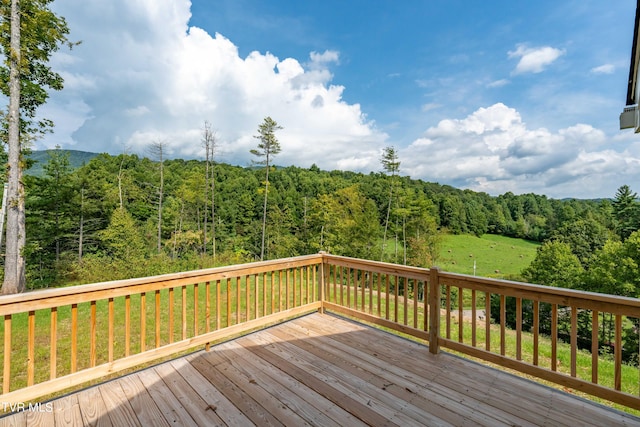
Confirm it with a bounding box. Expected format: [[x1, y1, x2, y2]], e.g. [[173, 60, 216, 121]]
[[157, 151, 163, 254], [117, 155, 125, 209], [3, 0, 25, 294], [148, 141, 165, 254], [260, 154, 270, 261], [202, 122, 218, 260], [203, 136, 209, 255], [210, 148, 216, 263], [78, 187, 84, 262]]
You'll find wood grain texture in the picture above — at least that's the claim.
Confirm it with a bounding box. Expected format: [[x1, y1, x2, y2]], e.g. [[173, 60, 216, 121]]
[[0, 313, 638, 427]]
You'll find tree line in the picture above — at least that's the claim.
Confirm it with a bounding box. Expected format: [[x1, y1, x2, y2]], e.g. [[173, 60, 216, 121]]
[[2, 135, 620, 292]]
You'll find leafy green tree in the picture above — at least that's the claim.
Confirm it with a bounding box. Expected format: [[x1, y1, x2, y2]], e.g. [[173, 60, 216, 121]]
[[612, 185, 639, 241], [309, 185, 380, 259], [522, 241, 583, 289], [405, 196, 440, 268], [99, 208, 145, 261], [583, 231, 640, 298], [251, 117, 282, 260], [550, 217, 611, 267], [1, 0, 72, 293]]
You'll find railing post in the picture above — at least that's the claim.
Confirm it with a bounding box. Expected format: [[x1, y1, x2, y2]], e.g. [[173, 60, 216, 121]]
[[429, 267, 440, 354], [319, 251, 326, 313]]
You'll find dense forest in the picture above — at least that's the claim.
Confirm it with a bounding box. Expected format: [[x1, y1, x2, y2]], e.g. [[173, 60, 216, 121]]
[[5, 147, 635, 297]]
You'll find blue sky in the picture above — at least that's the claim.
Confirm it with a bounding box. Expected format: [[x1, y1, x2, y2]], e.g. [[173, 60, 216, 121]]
[[38, 0, 640, 198]]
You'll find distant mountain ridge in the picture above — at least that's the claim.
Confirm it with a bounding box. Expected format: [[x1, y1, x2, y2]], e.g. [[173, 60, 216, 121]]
[[26, 149, 100, 177]]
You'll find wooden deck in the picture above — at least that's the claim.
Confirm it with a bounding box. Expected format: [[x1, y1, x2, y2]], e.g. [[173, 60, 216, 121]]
[[1, 312, 639, 427]]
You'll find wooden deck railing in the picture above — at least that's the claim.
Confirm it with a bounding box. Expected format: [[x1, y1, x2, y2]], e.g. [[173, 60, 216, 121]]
[[1, 252, 639, 410], [0, 254, 322, 404], [320, 253, 640, 411]]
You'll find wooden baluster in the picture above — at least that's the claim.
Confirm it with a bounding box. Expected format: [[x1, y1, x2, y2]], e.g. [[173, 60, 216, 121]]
[[393, 275, 398, 324], [423, 280, 429, 332], [194, 283, 199, 336], [90, 301, 97, 367], [71, 304, 78, 373], [182, 286, 187, 339], [591, 310, 599, 384], [551, 304, 558, 371], [206, 281, 211, 334], [168, 288, 174, 344], [236, 277, 241, 325], [333, 265, 342, 304], [27, 311, 35, 386], [307, 266, 311, 304], [50, 307, 57, 380], [347, 268, 352, 309], [141, 293, 147, 352], [377, 274, 382, 318], [293, 268, 297, 308], [385, 275, 390, 321], [339, 267, 344, 307], [270, 273, 275, 315], [403, 278, 408, 326], [533, 300, 539, 366], [216, 279, 221, 330], [3, 315, 11, 393], [361, 270, 366, 312], [108, 298, 114, 363], [254, 274, 259, 318], [155, 290, 161, 348], [615, 314, 622, 391], [411, 279, 420, 329], [245, 275, 250, 322], [428, 267, 440, 354], [226, 278, 231, 327], [471, 290, 477, 347], [485, 292, 491, 352], [279, 270, 283, 312], [445, 285, 451, 339], [353, 269, 359, 312], [458, 287, 463, 343], [516, 298, 522, 360], [571, 306, 577, 377], [369, 272, 373, 315], [125, 295, 131, 356], [500, 295, 505, 356]]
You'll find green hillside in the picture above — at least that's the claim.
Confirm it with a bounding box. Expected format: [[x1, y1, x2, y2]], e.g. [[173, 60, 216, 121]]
[[437, 234, 539, 279], [26, 149, 99, 177]]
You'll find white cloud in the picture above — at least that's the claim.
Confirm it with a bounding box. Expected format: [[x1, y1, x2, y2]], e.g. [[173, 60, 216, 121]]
[[487, 79, 509, 88], [44, 0, 386, 172], [508, 44, 565, 74], [590, 64, 615, 74], [402, 103, 640, 198]]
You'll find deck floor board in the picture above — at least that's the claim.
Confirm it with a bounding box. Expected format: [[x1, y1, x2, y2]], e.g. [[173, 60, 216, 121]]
[[1, 312, 639, 426]]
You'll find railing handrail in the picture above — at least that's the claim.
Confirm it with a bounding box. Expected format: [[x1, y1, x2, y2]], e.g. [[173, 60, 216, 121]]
[[1, 252, 639, 411], [0, 254, 323, 315]]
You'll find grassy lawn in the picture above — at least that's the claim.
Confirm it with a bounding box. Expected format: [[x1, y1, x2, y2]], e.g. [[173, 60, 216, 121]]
[[437, 234, 539, 278]]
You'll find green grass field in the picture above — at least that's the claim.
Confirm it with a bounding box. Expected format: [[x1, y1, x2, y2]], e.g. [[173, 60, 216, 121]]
[[437, 234, 540, 278]]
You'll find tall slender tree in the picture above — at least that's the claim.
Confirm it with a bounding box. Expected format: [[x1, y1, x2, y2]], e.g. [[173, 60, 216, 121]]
[[251, 117, 282, 261], [0, 0, 72, 293], [380, 146, 400, 261], [202, 121, 218, 259], [148, 141, 166, 254]]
